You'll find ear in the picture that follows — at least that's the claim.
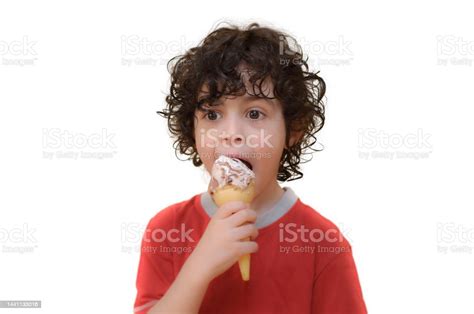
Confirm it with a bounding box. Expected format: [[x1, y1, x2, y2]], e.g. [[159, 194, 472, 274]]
[[286, 130, 304, 149]]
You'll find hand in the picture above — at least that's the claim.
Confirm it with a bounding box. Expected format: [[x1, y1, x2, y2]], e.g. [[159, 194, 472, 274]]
[[188, 201, 259, 282]]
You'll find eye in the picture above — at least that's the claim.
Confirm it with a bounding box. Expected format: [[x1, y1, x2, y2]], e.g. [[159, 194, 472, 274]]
[[204, 110, 221, 121], [247, 109, 264, 120]]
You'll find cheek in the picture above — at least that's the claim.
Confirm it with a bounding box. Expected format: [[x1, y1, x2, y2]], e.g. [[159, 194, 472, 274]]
[[255, 120, 286, 153], [194, 125, 217, 173], [267, 130, 285, 151], [249, 125, 285, 176]]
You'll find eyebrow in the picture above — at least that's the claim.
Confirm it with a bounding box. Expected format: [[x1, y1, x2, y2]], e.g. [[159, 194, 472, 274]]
[[199, 94, 275, 108], [241, 94, 275, 105]]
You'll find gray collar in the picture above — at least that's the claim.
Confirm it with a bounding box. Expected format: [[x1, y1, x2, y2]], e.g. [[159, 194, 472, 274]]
[[200, 187, 298, 229]]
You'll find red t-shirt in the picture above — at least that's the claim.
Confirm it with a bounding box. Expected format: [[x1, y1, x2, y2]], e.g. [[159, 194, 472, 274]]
[[134, 187, 367, 314]]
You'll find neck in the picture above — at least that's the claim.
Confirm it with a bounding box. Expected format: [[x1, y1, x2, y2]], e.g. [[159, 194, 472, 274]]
[[250, 180, 284, 216]]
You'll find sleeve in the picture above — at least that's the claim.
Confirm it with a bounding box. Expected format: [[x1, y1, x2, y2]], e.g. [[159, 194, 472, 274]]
[[133, 211, 176, 314], [311, 248, 368, 314]]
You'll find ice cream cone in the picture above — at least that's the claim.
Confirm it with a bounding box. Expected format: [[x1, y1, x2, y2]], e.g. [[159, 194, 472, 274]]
[[211, 156, 256, 281], [212, 181, 255, 207]]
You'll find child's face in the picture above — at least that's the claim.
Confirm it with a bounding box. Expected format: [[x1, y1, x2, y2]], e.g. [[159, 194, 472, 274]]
[[194, 76, 294, 194]]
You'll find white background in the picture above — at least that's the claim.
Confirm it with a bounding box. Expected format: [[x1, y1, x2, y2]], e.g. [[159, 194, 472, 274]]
[[1, 0, 473, 313]]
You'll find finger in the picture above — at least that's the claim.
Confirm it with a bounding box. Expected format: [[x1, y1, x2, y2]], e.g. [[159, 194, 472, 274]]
[[226, 208, 257, 227], [232, 223, 258, 241], [213, 201, 248, 219], [236, 240, 259, 255], [250, 227, 259, 240]]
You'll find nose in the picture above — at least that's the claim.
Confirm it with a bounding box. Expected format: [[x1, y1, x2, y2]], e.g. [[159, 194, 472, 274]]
[[219, 114, 244, 147]]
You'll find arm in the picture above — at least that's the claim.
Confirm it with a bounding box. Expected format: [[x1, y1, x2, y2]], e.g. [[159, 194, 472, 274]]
[[146, 253, 211, 314], [137, 201, 259, 314]]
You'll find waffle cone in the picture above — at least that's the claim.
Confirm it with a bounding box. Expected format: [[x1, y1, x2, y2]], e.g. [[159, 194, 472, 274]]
[[212, 181, 255, 281]]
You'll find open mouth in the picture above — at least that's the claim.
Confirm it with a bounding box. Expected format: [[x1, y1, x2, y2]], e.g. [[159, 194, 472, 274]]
[[236, 158, 253, 171]]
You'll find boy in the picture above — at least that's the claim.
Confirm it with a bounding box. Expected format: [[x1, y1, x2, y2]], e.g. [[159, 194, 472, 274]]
[[134, 22, 367, 314]]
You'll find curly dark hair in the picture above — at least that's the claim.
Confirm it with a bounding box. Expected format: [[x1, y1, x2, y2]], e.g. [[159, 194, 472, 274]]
[[157, 22, 326, 181]]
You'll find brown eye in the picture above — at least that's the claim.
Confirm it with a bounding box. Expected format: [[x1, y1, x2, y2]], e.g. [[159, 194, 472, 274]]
[[248, 109, 263, 120], [206, 110, 219, 120]]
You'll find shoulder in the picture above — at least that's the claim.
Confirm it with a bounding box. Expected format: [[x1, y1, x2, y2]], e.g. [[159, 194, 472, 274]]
[[295, 200, 347, 235], [288, 200, 358, 278], [147, 193, 202, 230], [289, 198, 352, 250]]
